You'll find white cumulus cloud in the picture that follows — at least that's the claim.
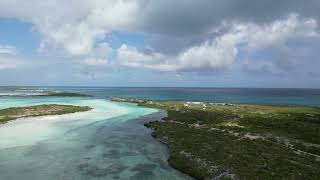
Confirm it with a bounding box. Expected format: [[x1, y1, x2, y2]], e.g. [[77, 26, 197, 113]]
[[0, 45, 17, 55], [118, 15, 319, 72], [0, 46, 23, 70], [0, 0, 139, 57]]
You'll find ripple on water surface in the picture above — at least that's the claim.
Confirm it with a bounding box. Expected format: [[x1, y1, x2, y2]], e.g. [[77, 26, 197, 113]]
[[0, 98, 192, 180]]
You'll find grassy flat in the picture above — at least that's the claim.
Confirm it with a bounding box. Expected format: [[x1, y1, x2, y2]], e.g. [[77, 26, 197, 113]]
[[113, 98, 320, 179], [0, 104, 92, 124]]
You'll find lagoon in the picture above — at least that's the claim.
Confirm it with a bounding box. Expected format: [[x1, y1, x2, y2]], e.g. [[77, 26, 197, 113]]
[[0, 97, 191, 180]]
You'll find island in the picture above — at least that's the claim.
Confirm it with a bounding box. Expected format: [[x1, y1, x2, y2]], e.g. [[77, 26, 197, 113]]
[[112, 98, 320, 179], [38, 92, 92, 97], [0, 92, 92, 97], [0, 104, 92, 124]]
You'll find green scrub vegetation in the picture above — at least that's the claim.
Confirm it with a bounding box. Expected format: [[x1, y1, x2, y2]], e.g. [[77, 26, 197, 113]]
[[0, 104, 92, 124], [113, 98, 320, 179]]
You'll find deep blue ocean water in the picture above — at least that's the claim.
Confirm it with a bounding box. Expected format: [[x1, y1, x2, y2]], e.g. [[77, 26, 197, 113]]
[[0, 87, 319, 179], [48, 87, 320, 106]]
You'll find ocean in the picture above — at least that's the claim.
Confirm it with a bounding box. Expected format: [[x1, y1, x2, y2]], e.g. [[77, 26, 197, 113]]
[[0, 87, 319, 180], [50, 87, 320, 106]]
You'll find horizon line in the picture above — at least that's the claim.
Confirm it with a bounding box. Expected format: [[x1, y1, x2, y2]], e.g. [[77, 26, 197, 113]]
[[0, 85, 320, 90]]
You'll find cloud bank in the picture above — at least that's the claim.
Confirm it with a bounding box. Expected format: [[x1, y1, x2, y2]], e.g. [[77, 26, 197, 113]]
[[0, 0, 319, 84], [118, 15, 319, 73]]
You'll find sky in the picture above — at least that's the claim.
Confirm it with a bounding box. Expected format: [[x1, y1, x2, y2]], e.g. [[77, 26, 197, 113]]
[[0, 0, 320, 88]]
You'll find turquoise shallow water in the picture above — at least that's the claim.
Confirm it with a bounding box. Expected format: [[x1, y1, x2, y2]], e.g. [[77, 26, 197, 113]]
[[0, 97, 192, 180], [45, 87, 320, 106], [1, 87, 320, 106], [1, 87, 318, 179]]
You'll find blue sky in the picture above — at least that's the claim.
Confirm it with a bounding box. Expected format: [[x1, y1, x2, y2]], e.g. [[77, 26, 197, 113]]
[[0, 0, 319, 88], [0, 18, 40, 54]]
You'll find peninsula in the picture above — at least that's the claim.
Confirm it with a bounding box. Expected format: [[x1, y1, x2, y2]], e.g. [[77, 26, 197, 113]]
[[0, 104, 92, 124], [113, 98, 320, 179]]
